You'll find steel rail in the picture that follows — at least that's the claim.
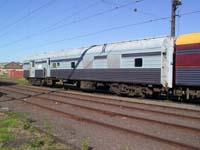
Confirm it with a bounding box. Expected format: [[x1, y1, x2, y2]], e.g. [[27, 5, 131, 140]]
[[0, 87, 199, 150], [3, 87, 200, 121], [21, 99, 200, 150], [16, 85, 200, 116], [60, 91, 200, 113], [2, 86, 200, 132], [0, 87, 57, 101], [7, 86, 200, 121], [50, 92, 200, 121], [19, 85, 200, 113], [34, 95, 200, 132], [17, 85, 53, 92]]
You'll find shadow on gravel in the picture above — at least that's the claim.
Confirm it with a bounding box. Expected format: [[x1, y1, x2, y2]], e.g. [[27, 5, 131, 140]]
[[0, 79, 17, 86], [0, 92, 4, 97]]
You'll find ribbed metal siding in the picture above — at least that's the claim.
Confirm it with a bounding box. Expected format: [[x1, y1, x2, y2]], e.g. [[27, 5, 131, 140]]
[[23, 70, 30, 78], [176, 68, 200, 86], [51, 58, 79, 62], [175, 43, 200, 86], [35, 70, 44, 78], [121, 51, 161, 57], [51, 68, 161, 84]]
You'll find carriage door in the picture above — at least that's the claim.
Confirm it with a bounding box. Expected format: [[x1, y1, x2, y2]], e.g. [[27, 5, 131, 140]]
[[30, 61, 35, 77], [46, 58, 51, 77]]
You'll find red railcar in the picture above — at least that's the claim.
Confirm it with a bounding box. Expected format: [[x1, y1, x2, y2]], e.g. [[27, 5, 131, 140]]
[[174, 33, 200, 99]]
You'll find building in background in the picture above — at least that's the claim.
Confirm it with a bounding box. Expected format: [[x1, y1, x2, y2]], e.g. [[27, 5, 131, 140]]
[[0, 62, 8, 69], [0, 62, 23, 78], [4, 62, 23, 69]]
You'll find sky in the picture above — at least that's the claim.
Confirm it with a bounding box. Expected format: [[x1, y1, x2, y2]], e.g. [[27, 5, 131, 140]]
[[0, 0, 199, 62]]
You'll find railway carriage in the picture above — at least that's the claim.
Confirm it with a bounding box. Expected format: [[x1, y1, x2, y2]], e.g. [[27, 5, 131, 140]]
[[174, 33, 200, 99], [23, 32, 200, 100]]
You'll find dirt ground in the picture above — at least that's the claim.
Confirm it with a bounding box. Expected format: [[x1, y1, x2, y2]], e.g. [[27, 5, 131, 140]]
[[0, 111, 76, 150]]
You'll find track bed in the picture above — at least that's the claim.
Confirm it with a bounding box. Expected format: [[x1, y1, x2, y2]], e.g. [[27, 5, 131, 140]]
[[0, 84, 200, 150]]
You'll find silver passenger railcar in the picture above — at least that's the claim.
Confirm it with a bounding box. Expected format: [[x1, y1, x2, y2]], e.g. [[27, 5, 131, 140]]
[[23, 36, 174, 97]]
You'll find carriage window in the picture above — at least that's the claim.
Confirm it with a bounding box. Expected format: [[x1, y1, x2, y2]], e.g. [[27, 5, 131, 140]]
[[57, 62, 60, 67], [71, 62, 75, 68], [135, 58, 143, 67], [52, 63, 57, 68]]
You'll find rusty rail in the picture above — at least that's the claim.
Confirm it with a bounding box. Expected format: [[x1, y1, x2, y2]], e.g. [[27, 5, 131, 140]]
[[13, 85, 200, 120], [1, 86, 200, 150], [4, 86, 200, 131]]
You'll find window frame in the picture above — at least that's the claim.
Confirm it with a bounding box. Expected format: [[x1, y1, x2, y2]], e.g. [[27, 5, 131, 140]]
[[32, 61, 35, 68], [71, 62, 76, 69], [52, 62, 57, 68], [134, 58, 143, 67], [57, 62, 60, 67]]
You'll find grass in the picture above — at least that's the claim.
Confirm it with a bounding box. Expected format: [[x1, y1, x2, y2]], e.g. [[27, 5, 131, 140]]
[[0, 133, 14, 142], [0, 113, 19, 145], [0, 74, 7, 78], [29, 137, 45, 148], [0, 128, 9, 132], [81, 137, 89, 150], [0, 112, 75, 150], [16, 78, 29, 85], [0, 117, 20, 128], [0, 74, 29, 85]]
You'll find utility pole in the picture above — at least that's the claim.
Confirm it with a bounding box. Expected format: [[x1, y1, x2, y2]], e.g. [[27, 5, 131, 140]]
[[171, 0, 182, 37]]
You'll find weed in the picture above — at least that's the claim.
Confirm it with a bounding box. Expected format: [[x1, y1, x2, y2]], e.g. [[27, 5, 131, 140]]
[[43, 118, 53, 132], [0, 74, 7, 78], [0, 133, 13, 142], [0, 113, 22, 145], [30, 137, 45, 148], [0, 112, 75, 149], [81, 137, 89, 150], [0, 148, 10, 150], [23, 121, 31, 130], [44, 124, 53, 131], [43, 135, 55, 146], [28, 126, 37, 133], [0, 128, 9, 132], [0, 116, 20, 128], [23, 118, 36, 130], [16, 78, 28, 85]]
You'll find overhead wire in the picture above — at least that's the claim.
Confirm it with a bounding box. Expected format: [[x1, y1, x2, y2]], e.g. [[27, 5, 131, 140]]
[[26, 1, 142, 34], [0, 0, 56, 37], [0, 0, 143, 48], [0, 0, 33, 25], [135, 10, 161, 18], [175, 10, 200, 36], [0, 1, 100, 47], [180, 10, 200, 16], [101, 0, 160, 18], [45, 0, 100, 30], [100, 0, 144, 6], [16, 9, 200, 52], [16, 17, 171, 51]]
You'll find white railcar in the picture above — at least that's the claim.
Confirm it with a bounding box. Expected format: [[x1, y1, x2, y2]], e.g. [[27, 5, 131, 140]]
[[24, 36, 174, 97]]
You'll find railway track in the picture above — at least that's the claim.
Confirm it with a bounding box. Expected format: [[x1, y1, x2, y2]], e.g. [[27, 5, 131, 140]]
[[0, 85, 200, 150], [11, 86, 200, 119], [19, 85, 200, 116], [6, 86, 200, 130], [3, 86, 200, 133]]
